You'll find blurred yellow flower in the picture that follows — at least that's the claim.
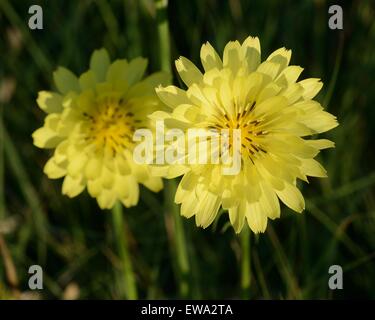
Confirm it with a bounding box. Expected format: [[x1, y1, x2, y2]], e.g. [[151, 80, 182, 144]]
[[151, 36, 338, 233], [33, 49, 170, 209]]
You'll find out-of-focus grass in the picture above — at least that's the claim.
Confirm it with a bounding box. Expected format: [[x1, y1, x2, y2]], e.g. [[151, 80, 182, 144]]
[[0, 0, 374, 299]]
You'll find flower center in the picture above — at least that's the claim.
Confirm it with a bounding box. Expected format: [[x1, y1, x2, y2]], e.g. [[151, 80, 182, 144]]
[[209, 101, 268, 163], [83, 96, 135, 156]]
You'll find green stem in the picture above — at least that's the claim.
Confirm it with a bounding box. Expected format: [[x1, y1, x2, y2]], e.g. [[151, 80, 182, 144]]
[[155, 0, 191, 298], [155, 0, 171, 73], [96, 0, 120, 50], [164, 179, 190, 298], [0, 103, 5, 220], [111, 201, 138, 299], [0, 102, 4, 284], [240, 228, 251, 299], [3, 127, 47, 262], [323, 33, 344, 108]]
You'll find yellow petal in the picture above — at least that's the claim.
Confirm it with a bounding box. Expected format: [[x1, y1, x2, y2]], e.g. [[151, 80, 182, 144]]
[[87, 178, 102, 197], [259, 154, 293, 183], [142, 176, 163, 192], [76, 89, 96, 114], [90, 48, 110, 82], [304, 111, 338, 133], [275, 182, 305, 213], [179, 171, 198, 191], [259, 182, 280, 220], [150, 165, 170, 177], [263, 134, 318, 159], [113, 175, 130, 199], [195, 190, 221, 228], [219, 81, 235, 116], [181, 189, 198, 218], [106, 59, 128, 83], [37, 91, 63, 114], [254, 96, 288, 117], [232, 75, 250, 109], [100, 166, 115, 189], [202, 68, 224, 87], [45, 112, 61, 128], [53, 67, 79, 94], [130, 162, 149, 182], [32, 127, 62, 149], [241, 36, 261, 73], [127, 72, 171, 99], [121, 176, 139, 207], [256, 82, 282, 104], [156, 85, 191, 109], [97, 190, 116, 209], [62, 175, 85, 198], [222, 190, 239, 209], [67, 152, 88, 177], [143, 71, 171, 87], [242, 72, 263, 103], [299, 78, 323, 100], [243, 166, 262, 202], [223, 40, 242, 75], [175, 56, 203, 87], [228, 200, 247, 233], [255, 160, 285, 191], [79, 70, 97, 90], [257, 61, 281, 80], [295, 101, 339, 133], [187, 84, 213, 109], [276, 66, 304, 87], [281, 83, 304, 104], [126, 57, 148, 85], [161, 117, 190, 131], [148, 112, 170, 127], [85, 156, 103, 180], [54, 140, 68, 163], [166, 164, 189, 179], [44, 157, 67, 179], [200, 41, 223, 71], [115, 156, 131, 176], [172, 104, 201, 122], [300, 159, 327, 178], [246, 201, 268, 233], [266, 47, 292, 74], [306, 139, 335, 150]]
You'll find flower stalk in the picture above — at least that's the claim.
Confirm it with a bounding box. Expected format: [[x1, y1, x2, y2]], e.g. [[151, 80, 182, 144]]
[[164, 179, 190, 298], [155, 0, 191, 298], [156, 0, 171, 73], [112, 201, 138, 299], [240, 228, 251, 299]]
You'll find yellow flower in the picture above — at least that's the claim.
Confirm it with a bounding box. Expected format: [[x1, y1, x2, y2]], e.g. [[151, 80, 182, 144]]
[[33, 49, 170, 209], [151, 36, 338, 233]]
